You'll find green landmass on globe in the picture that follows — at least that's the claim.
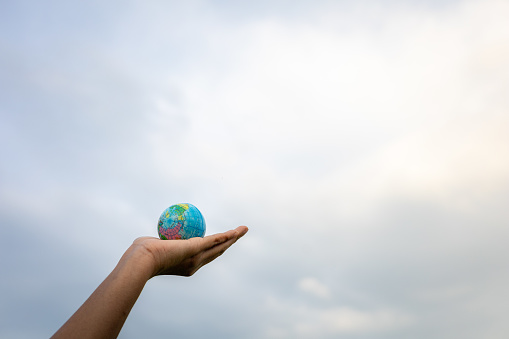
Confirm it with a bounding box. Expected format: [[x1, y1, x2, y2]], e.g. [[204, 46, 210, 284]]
[[158, 203, 206, 240]]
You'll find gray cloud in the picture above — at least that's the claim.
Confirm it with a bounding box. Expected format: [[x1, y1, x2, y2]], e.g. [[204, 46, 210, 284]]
[[1, 0, 509, 338]]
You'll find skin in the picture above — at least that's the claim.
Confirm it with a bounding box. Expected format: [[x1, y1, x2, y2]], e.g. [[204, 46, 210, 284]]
[[51, 226, 249, 339]]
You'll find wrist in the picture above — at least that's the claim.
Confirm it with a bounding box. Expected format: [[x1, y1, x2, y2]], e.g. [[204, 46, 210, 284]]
[[118, 242, 157, 282]]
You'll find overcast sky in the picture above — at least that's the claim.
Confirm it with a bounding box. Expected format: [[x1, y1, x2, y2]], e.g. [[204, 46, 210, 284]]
[[1, 0, 509, 338]]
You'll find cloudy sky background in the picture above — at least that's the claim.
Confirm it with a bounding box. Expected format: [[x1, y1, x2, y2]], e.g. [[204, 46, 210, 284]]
[[1, 0, 509, 338]]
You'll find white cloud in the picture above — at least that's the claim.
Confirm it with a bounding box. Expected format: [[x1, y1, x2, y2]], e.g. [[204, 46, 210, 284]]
[[298, 277, 331, 299], [313, 307, 414, 334], [3, 0, 509, 338], [264, 297, 414, 338], [137, 0, 509, 255]]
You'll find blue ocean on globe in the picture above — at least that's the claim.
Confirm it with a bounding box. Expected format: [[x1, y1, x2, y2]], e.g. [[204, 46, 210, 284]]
[[158, 203, 206, 240]]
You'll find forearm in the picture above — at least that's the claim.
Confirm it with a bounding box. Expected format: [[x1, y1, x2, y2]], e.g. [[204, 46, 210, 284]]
[[51, 244, 154, 339], [51, 227, 248, 338]]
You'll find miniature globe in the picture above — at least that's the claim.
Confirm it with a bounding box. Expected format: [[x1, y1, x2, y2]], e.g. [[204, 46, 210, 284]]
[[158, 203, 206, 240]]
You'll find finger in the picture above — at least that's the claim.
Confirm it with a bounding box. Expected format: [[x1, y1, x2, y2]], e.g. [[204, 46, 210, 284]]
[[186, 226, 249, 259], [197, 226, 249, 266], [197, 228, 237, 250], [197, 236, 238, 269], [234, 226, 249, 239]]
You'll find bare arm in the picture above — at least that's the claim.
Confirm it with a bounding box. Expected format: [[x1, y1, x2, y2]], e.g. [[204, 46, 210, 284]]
[[51, 226, 249, 339]]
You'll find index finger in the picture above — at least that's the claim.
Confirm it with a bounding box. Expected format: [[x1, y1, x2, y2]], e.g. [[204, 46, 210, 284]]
[[190, 226, 248, 253]]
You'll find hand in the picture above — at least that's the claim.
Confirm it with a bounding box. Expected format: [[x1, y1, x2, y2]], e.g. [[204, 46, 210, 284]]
[[51, 226, 249, 339], [132, 226, 249, 277]]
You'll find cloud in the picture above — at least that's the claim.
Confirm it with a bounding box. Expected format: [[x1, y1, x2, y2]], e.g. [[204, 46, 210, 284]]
[[2, 0, 509, 338], [263, 297, 414, 338], [298, 277, 332, 299]]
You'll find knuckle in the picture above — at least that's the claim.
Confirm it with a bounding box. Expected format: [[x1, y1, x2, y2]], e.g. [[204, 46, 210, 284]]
[[183, 267, 197, 277], [190, 256, 200, 267]]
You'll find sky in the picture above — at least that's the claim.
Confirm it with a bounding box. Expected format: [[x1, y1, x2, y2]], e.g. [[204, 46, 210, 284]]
[[1, 0, 509, 338]]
